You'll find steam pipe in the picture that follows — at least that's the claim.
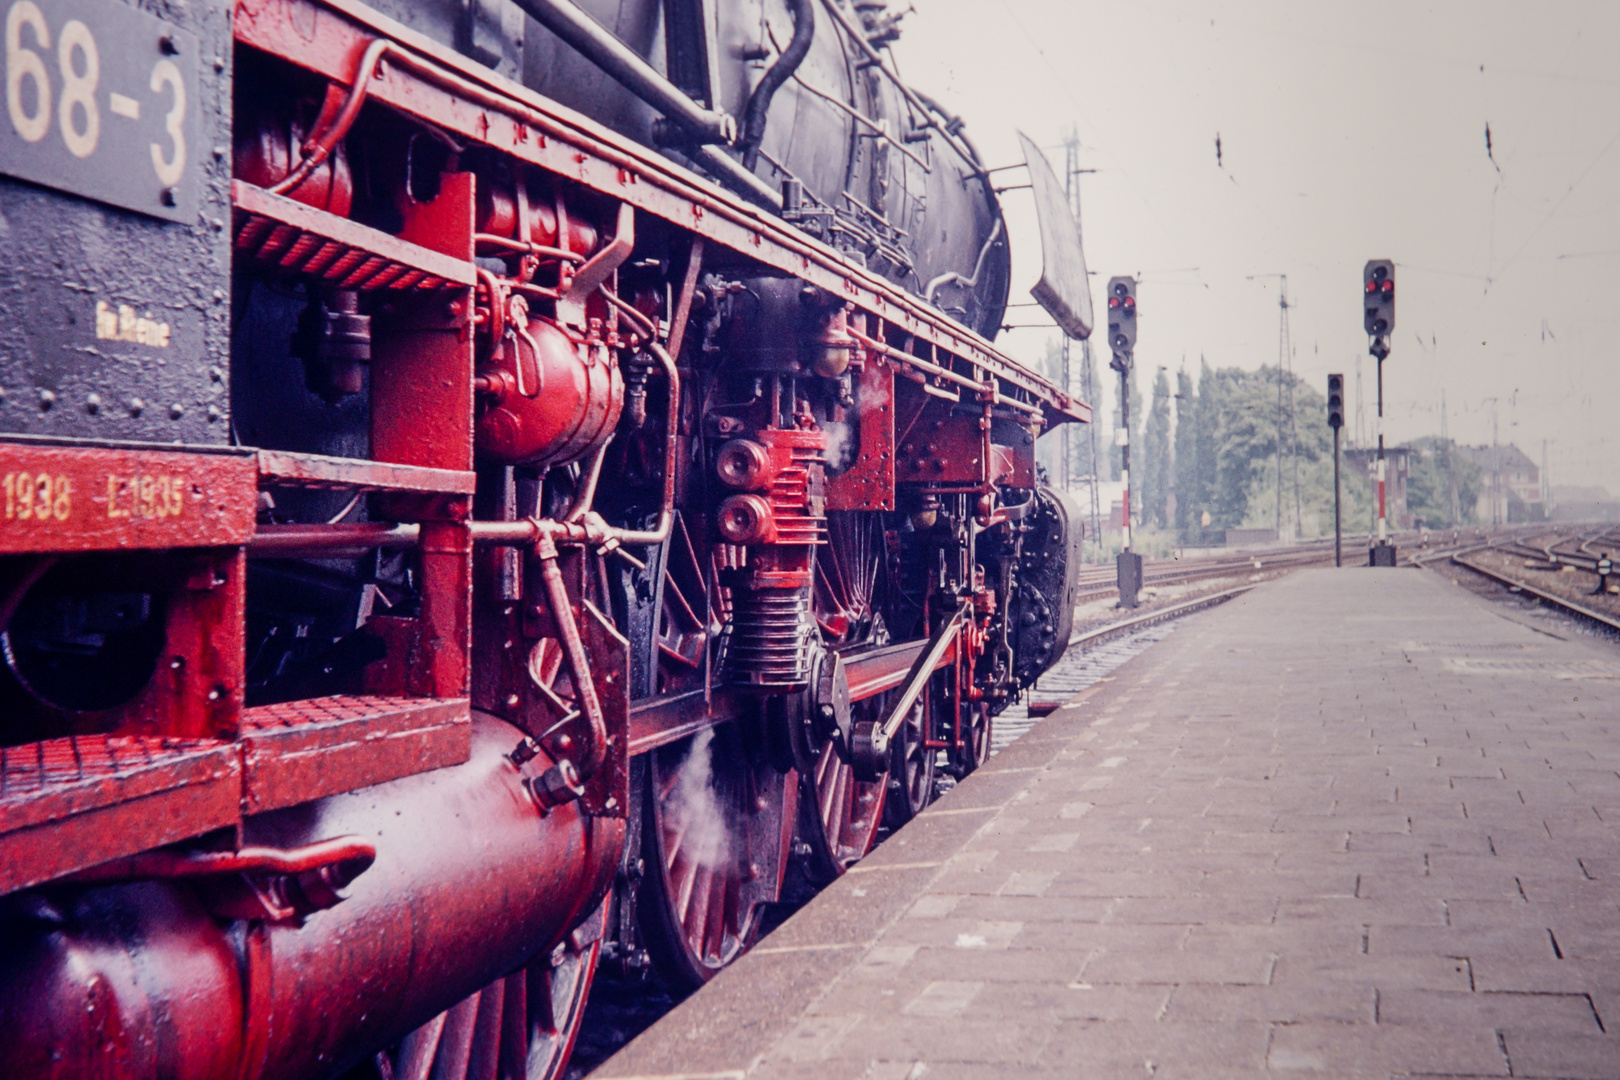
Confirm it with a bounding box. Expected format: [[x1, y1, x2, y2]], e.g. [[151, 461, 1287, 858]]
[[64, 837, 376, 884], [739, 0, 814, 171], [533, 534, 609, 777], [565, 443, 609, 524], [693, 146, 785, 211], [925, 218, 1003, 305], [269, 38, 390, 198], [601, 340, 679, 545], [844, 325, 1040, 417], [252, 335, 680, 556], [813, 0, 982, 173], [250, 522, 421, 555], [511, 0, 736, 147]]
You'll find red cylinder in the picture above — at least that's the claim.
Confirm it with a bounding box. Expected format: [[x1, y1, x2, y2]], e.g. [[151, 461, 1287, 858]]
[[475, 316, 624, 467], [0, 713, 623, 1080], [233, 102, 353, 216], [475, 177, 598, 257]]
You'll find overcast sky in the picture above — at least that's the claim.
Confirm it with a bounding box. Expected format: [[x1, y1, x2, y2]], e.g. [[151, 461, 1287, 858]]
[[895, 1, 1620, 492]]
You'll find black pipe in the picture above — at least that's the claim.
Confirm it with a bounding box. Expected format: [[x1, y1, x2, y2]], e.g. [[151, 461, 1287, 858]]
[[738, 0, 814, 171], [512, 0, 736, 146]]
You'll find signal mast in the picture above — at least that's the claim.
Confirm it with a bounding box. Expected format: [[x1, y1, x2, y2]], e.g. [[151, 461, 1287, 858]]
[[1363, 260, 1396, 565]]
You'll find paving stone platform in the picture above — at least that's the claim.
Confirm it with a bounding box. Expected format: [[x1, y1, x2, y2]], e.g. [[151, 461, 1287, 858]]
[[594, 568, 1620, 1080]]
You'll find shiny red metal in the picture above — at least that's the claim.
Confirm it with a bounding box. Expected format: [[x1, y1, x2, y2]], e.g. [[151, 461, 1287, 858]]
[[239, 694, 471, 813], [0, 445, 256, 554], [475, 173, 599, 257], [0, 734, 241, 895], [825, 348, 897, 512], [233, 93, 355, 216], [474, 314, 625, 467], [0, 713, 621, 1080]]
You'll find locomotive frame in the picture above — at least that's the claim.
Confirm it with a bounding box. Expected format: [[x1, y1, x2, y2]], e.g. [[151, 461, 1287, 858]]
[[0, 0, 1090, 1076]]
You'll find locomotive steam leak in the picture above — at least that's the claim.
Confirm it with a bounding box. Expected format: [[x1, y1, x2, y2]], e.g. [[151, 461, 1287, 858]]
[[664, 727, 733, 871]]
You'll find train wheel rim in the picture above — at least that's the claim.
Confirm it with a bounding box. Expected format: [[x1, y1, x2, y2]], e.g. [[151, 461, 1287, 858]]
[[641, 719, 794, 991], [798, 725, 886, 884], [883, 695, 936, 828], [380, 898, 606, 1080], [798, 510, 890, 884], [958, 701, 993, 777]]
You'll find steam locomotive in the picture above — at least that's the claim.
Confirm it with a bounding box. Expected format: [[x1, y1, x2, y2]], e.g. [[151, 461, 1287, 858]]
[[0, 0, 1089, 1076]]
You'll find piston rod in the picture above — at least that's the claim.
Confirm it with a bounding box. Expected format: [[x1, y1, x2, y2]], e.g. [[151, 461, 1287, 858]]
[[850, 599, 970, 776]]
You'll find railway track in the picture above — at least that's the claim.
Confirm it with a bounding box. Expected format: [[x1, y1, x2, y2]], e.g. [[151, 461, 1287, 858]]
[[1492, 525, 1620, 571], [1062, 529, 1508, 661], [1440, 524, 1620, 635], [1068, 529, 1472, 605]]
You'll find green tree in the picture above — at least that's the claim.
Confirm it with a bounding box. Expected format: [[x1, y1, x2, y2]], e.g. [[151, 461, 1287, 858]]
[[1206, 365, 1331, 530], [1240, 451, 1374, 537], [1173, 367, 1197, 533], [1406, 437, 1483, 526], [1141, 368, 1172, 528], [1192, 358, 1219, 528]]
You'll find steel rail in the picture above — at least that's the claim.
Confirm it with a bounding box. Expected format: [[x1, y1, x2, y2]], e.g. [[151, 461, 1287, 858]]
[[1068, 529, 1510, 607], [1066, 583, 1256, 652], [1451, 552, 1620, 634]]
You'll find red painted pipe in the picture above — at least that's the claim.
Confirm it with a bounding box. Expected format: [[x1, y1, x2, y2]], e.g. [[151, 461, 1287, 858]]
[[0, 713, 623, 1080]]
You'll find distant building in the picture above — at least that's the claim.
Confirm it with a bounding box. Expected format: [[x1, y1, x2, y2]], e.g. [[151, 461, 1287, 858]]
[[1460, 444, 1543, 523], [1550, 485, 1620, 523], [1344, 447, 1411, 529]]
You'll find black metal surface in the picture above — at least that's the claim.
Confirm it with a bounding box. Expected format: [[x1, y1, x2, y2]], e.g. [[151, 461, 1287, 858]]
[[0, 0, 202, 222], [1010, 484, 1085, 688], [0, 0, 231, 445], [356, 0, 1010, 338], [1116, 549, 1143, 608]]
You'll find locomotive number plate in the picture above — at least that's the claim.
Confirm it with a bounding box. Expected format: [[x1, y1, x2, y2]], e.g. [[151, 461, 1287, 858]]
[[0, 443, 255, 552], [0, 0, 199, 221]]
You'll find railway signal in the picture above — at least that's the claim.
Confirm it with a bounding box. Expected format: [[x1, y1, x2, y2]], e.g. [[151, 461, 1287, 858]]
[[1363, 260, 1397, 566], [1107, 276, 1141, 607], [1106, 276, 1137, 369], [1598, 554, 1613, 596], [1328, 374, 1344, 567], [1363, 259, 1395, 343]]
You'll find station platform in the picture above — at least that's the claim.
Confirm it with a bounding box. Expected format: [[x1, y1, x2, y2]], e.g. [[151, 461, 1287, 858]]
[[593, 568, 1620, 1080]]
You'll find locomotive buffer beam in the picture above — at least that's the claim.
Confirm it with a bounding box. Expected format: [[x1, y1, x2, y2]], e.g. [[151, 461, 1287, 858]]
[[850, 600, 971, 781]]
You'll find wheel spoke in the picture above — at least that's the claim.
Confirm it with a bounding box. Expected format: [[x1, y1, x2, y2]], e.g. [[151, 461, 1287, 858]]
[[467, 979, 504, 1080], [435, 991, 481, 1080], [498, 971, 526, 1080], [686, 861, 713, 958], [673, 849, 696, 919], [704, 864, 729, 960], [827, 760, 849, 844], [816, 743, 839, 826], [644, 722, 791, 990], [396, 1012, 447, 1080]]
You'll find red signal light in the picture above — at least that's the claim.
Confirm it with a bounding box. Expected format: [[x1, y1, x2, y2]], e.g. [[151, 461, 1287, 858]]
[[1381, 280, 1393, 295], [1365, 281, 1377, 294], [1108, 296, 1121, 309], [1123, 296, 1136, 311]]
